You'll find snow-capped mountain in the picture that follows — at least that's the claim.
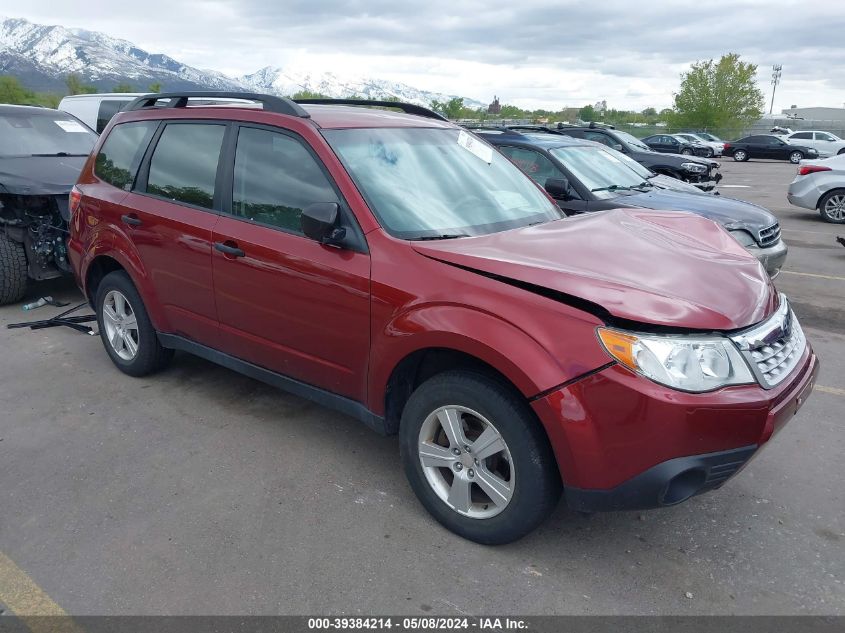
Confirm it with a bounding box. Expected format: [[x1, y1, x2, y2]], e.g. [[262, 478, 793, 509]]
[[0, 16, 482, 108]]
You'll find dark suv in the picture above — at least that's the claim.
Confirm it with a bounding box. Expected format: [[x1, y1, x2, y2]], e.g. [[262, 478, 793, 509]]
[[69, 93, 818, 544], [474, 128, 788, 276], [557, 124, 722, 190]]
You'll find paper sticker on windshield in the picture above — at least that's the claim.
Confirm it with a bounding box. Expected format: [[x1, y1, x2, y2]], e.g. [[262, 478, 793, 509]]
[[55, 120, 89, 133], [457, 130, 493, 164]]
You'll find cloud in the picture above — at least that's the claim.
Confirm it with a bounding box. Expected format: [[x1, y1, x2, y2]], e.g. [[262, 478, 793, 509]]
[[2, 0, 844, 110]]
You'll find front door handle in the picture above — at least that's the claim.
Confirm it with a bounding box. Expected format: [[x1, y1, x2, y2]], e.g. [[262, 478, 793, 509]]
[[121, 214, 142, 226], [214, 242, 245, 258]]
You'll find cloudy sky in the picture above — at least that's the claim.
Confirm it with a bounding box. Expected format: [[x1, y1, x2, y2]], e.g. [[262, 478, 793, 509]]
[[3, 0, 845, 111]]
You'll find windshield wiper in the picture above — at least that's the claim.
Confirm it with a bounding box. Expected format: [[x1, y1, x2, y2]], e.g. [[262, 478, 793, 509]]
[[412, 233, 470, 241], [590, 184, 640, 193], [30, 152, 90, 157]]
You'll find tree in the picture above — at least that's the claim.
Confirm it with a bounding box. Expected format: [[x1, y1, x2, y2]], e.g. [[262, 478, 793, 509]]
[[429, 97, 465, 119], [291, 90, 329, 99], [0, 76, 30, 103], [65, 73, 97, 95], [578, 104, 597, 121], [641, 107, 657, 117], [670, 53, 764, 132], [113, 83, 135, 93], [148, 82, 162, 92]]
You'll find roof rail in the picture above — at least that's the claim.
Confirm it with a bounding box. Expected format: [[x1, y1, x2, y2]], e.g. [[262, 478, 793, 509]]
[[462, 125, 523, 134], [587, 121, 616, 130], [123, 92, 310, 118], [293, 98, 448, 122], [505, 125, 567, 135]]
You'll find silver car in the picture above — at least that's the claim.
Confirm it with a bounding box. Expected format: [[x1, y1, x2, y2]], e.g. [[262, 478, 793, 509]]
[[787, 153, 845, 223]]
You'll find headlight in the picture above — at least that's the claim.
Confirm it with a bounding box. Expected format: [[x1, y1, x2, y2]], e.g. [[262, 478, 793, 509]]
[[681, 162, 708, 174], [597, 328, 755, 392], [729, 229, 756, 247]]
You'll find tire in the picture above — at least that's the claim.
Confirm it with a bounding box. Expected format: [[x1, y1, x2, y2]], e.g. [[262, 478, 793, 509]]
[[399, 370, 561, 545], [95, 270, 173, 376], [733, 149, 749, 162], [818, 190, 845, 224], [789, 151, 804, 164], [0, 235, 28, 306], [681, 148, 694, 156], [704, 148, 714, 158]]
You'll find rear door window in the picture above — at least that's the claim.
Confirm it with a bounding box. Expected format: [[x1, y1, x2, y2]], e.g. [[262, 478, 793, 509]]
[[230, 126, 340, 234], [497, 146, 564, 184], [94, 121, 158, 190], [96, 100, 131, 133], [145, 123, 226, 210]]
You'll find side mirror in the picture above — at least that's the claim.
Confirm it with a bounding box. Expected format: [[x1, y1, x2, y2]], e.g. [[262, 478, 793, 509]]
[[545, 177, 572, 200], [301, 202, 346, 246], [612, 142, 624, 152]]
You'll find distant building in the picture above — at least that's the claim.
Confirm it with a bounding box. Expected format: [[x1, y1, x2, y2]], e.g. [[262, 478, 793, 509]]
[[488, 96, 501, 115]]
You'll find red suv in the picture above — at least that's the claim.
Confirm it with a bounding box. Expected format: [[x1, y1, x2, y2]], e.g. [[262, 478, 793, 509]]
[[69, 93, 819, 544]]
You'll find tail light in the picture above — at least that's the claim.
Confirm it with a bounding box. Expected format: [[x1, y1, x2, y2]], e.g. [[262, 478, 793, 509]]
[[722, 143, 731, 151], [798, 165, 832, 176], [69, 186, 82, 216]]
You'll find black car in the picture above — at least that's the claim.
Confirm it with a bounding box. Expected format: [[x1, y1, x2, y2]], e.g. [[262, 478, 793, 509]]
[[641, 133, 702, 156], [0, 105, 97, 304], [550, 124, 722, 191], [474, 128, 787, 276], [723, 134, 819, 164]]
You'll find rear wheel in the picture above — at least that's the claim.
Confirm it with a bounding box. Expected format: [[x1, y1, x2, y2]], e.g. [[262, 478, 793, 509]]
[[704, 147, 714, 158], [733, 149, 749, 162], [0, 235, 28, 306], [95, 271, 173, 376], [681, 148, 694, 156], [819, 190, 845, 223], [789, 151, 804, 164], [400, 370, 561, 544]]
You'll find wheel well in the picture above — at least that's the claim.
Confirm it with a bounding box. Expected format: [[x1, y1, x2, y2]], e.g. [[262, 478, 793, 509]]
[[384, 348, 522, 435], [85, 256, 125, 305], [818, 188, 845, 209]]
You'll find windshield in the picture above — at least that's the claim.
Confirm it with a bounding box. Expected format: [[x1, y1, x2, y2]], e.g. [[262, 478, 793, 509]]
[[697, 132, 722, 142], [550, 146, 649, 198], [614, 130, 651, 151], [607, 148, 655, 179], [0, 110, 97, 157], [323, 128, 563, 239]]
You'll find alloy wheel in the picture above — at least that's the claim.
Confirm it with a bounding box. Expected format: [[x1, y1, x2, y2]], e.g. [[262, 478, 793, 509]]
[[734, 150, 747, 161], [417, 405, 514, 519], [790, 151, 803, 164], [824, 194, 845, 221], [102, 289, 140, 361]]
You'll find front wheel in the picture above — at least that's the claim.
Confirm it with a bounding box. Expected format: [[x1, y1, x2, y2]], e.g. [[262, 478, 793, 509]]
[[733, 149, 749, 162], [704, 148, 714, 158], [819, 190, 845, 223], [681, 148, 694, 156], [95, 271, 173, 376], [400, 370, 561, 545], [0, 235, 28, 306], [789, 151, 804, 164]]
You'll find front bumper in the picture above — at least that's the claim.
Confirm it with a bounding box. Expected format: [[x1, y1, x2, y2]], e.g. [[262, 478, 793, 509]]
[[746, 238, 788, 277], [531, 346, 819, 512], [687, 167, 722, 191]]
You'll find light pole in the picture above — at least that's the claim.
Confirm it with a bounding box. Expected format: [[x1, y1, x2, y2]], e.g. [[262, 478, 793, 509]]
[[770, 65, 782, 114]]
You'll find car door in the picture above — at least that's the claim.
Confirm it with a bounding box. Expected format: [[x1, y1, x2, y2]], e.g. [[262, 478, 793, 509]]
[[768, 136, 791, 159], [211, 124, 371, 400], [496, 145, 588, 214], [814, 132, 839, 156], [742, 136, 765, 158], [110, 120, 226, 346], [789, 132, 815, 152]]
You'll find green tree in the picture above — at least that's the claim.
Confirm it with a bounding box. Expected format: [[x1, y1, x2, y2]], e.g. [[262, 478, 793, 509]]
[[291, 90, 329, 100], [670, 53, 764, 132], [429, 97, 465, 119], [65, 73, 97, 95], [578, 104, 597, 121], [0, 75, 31, 103], [641, 107, 657, 117], [113, 83, 135, 93], [148, 82, 162, 93]]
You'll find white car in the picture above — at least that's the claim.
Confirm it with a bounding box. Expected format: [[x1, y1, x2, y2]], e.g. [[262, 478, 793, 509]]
[[784, 131, 845, 158], [787, 153, 845, 223], [675, 133, 724, 157], [58, 93, 146, 134]]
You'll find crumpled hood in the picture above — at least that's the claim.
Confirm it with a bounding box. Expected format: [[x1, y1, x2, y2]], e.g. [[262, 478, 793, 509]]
[[620, 189, 777, 232], [0, 156, 88, 195], [413, 208, 777, 331]]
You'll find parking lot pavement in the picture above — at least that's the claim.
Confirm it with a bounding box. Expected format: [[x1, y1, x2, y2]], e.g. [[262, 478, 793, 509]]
[[1, 162, 843, 617]]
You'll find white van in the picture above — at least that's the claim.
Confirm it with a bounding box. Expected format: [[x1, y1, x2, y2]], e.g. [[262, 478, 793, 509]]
[[58, 93, 145, 134]]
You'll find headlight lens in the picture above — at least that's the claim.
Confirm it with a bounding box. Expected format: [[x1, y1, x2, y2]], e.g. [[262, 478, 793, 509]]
[[729, 229, 756, 247], [681, 162, 708, 174], [597, 328, 755, 392]]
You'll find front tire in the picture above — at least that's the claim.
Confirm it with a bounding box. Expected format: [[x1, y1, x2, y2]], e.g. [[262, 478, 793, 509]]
[[819, 190, 845, 223], [681, 148, 694, 156], [95, 271, 173, 376], [789, 151, 804, 164], [0, 235, 28, 306], [733, 149, 749, 162], [704, 148, 714, 158], [399, 370, 561, 545]]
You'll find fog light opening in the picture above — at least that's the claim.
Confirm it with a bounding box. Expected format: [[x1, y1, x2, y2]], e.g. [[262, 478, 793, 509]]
[[662, 469, 707, 505]]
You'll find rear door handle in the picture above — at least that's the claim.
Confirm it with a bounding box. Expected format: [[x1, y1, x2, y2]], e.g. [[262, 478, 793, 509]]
[[214, 242, 245, 258], [121, 214, 142, 226]]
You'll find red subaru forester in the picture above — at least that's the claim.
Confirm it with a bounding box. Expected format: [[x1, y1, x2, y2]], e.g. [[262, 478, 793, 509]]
[[68, 93, 819, 544]]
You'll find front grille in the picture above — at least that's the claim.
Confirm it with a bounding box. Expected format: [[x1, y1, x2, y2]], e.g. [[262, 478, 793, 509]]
[[758, 222, 781, 247], [730, 295, 806, 388]]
